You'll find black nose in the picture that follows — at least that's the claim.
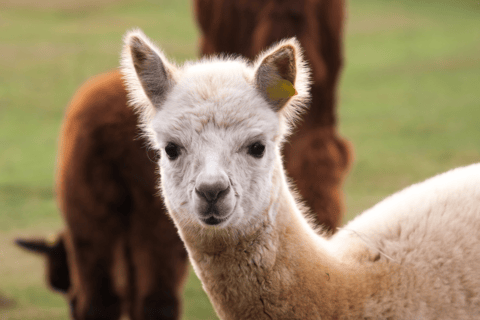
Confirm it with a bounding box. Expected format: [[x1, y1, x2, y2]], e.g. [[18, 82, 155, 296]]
[[195, 183, 230, 203]]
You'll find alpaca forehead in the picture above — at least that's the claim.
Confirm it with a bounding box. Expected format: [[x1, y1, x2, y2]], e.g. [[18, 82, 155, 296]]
[[154, 105, 279, 147], [153, 61, 280, 144], [174, 61, 256, 106]]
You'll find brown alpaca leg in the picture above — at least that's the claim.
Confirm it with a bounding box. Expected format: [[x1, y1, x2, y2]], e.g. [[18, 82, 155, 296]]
[[127, 175, 189, 320], [129, 228, 188, 320], [66, 231, 122, 320]]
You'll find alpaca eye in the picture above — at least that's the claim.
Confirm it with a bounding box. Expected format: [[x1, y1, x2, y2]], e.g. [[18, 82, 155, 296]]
[[248, 142, 265, 158], [165, 142, 180, 160]]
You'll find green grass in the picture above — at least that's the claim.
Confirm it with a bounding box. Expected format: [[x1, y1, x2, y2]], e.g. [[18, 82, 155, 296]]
[[0, 0, 479, 319], [340, 0, 480, 219]]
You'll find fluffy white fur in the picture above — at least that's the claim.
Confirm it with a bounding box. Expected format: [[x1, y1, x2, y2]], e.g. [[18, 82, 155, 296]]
[[121, 29, 480, 319]]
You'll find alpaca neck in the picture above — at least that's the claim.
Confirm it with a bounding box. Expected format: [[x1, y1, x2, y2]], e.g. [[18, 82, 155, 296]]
[[178, 160, 386, 319]]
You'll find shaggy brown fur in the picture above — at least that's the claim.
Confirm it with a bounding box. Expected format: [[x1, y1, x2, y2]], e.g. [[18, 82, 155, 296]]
[[194, 0, 352, 231], [17, 71, 188, 320]]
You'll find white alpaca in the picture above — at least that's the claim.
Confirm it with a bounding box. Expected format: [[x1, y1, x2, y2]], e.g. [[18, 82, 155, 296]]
[[121, 29, 480, 319]]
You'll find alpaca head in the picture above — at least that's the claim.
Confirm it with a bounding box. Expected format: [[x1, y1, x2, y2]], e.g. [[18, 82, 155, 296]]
[[121, 29, 310, 232]]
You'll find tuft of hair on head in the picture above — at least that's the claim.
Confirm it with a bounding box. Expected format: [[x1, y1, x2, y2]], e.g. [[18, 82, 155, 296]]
[[120, 28, 179, 149], [253, 37, 311, 138]]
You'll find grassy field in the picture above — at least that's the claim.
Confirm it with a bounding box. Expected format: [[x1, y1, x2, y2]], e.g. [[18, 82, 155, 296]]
[[0, 0, 479, 319]]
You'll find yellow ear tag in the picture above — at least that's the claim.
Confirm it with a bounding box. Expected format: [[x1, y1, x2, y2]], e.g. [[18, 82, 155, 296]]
[[266, 79, 297, 100]]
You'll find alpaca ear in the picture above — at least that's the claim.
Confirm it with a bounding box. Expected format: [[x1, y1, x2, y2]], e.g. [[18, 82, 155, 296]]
[[254, 38, 309, 113], [16, 235, 71, 293], [121, 29, 177, 115]]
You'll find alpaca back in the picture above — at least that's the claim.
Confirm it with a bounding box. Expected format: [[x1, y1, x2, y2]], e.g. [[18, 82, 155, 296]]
[[331, 163, 480, 318]]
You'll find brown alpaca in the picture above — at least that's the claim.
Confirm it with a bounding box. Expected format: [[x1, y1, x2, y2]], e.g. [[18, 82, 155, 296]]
[[17, 71, 188, 320], [194, 0, 351, 231]]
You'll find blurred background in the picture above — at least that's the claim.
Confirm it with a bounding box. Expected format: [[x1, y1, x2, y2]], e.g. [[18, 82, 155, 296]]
[[0, 0, 479, 319]]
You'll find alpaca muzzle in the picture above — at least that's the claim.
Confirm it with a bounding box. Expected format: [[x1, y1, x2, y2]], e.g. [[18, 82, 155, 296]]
[[194, 177, 234, 226]]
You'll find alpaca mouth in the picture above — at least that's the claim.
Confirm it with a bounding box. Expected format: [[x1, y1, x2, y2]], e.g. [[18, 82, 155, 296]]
[[199, 204, 232, 226], [202, 216, 228, 226]]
